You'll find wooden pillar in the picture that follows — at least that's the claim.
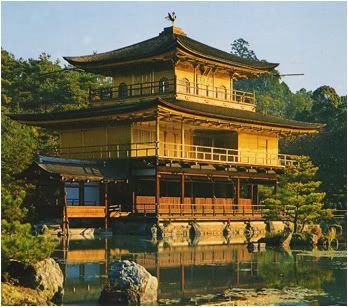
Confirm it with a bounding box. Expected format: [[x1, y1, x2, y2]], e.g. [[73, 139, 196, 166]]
[[181, 173, 185, 204], [79, 264, 85, 281], [155, 173, 160, 215], [104, 182, 108, 231], [132, 179, 136, 214], [181, 118, 185, 158], [236, 178, 240, 206], [156, 115, 160, 156], [79, 181, 84, 206], [251, 184, 254, 202], [61, 181, 68, 234], [105, 238, 109, 275], [255, 184, 259, 206]]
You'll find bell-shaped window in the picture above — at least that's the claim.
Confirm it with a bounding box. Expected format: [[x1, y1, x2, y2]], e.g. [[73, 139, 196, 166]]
[[217, 85, 227, 100], [118, 83, 128, 98], [183, 78, 190, 94], [159, 78, 169, 94]]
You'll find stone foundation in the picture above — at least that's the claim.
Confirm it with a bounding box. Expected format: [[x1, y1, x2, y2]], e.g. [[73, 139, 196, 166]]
[[110, 219, 272, 246]]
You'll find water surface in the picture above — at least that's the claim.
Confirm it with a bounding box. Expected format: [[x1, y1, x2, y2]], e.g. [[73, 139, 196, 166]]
[[54, 235, 347, 306]]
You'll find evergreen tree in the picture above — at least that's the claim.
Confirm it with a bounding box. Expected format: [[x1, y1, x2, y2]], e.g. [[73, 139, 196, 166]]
[[264, 156, 333, 233], [284, 86, 347, 209]]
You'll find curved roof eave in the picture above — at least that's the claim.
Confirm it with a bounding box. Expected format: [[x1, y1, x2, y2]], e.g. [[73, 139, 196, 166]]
[[156, 98, 324, 131], [176, 37, 278, 72]]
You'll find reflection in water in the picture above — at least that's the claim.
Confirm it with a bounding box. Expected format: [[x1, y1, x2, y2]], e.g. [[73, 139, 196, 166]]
[[54, 236, 347, 306]]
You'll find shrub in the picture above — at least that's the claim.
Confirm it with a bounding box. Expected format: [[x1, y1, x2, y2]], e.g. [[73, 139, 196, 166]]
[[1, 187, 28, 222], [1, 220, 56, 272]]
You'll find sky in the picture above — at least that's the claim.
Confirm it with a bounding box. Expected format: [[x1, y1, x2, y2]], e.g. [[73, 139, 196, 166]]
[[1, 1, 347, 95]]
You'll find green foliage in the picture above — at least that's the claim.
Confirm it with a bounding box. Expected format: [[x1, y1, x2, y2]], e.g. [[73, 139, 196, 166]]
[[1, 220, 56, 270], [1, 49, 111, 113], [264, 156, 333, 232], [284, 87, 347, 208], [231, 38, 258, 60], [1, 109, 38, 186], [1, 188, 28, 223]]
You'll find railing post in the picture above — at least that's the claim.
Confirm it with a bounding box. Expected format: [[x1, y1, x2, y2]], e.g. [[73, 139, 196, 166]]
[[174, 75, 177, 94]]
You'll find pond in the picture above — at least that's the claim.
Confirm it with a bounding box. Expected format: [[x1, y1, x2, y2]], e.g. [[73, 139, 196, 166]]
[[54, 235, 347, 306]]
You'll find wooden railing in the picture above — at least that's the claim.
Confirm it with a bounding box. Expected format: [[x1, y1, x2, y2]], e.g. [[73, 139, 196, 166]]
[[176, 80, 256, 105], [66, 205, 106, 218], [58, 141, 158, 160], [88, 78, 256, 106], [58, 141, 298, 167], [89, 79, 176, 102], [162, 142, 297, 166], [135, 202, 265, 217]]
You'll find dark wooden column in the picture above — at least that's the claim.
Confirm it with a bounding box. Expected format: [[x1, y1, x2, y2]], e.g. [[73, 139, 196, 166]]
[[155, 115, 160, 156], [254, 184, 259, 206], [181, 118, 185, 158], [79, 181, 84, 206], [104, 183, 108, 231], [131, 179, 136, 214], [105, 238, 109, 275], [181, 173, 185, 204], [155, 173, 160, 215], [236, 178, 240, 206], [61, 181, 67, 234], [251, 183, 254, 204]]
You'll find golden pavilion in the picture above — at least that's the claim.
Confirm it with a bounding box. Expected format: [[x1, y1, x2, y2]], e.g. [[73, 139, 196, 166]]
[[13, 22, 323, 236]]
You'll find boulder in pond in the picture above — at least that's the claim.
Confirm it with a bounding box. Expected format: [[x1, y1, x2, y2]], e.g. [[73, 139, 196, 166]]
[[7, 257, 64, 304], [99, 260, 158, 306]]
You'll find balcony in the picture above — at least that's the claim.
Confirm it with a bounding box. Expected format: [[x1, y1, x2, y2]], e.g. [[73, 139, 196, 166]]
[[57, 141, 298, 168], [89, 79, 256, 108]]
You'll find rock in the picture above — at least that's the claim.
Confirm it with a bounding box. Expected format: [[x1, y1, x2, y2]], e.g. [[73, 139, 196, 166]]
[[279, 223, 293, 248], [99, 260, 157, 305], [291, 233, 307, 246], [306, 233, 318, 247], [7, 258, 64, 303]]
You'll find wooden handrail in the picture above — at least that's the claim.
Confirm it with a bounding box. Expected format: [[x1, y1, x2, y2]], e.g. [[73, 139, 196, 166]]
[[57, 141, 298, 166], [135, 202, 266, 217], [89, 78, 256, 106], [176, 80, 256, 105]]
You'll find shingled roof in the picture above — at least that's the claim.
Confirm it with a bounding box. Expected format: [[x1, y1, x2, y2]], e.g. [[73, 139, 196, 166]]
[[64, 26, 278, 72], [18, 156, 128, 181], [10, 98, 323, 131]]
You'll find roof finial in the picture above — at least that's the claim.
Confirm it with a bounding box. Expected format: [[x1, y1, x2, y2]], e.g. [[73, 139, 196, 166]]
[[165, 11, 176, 27]]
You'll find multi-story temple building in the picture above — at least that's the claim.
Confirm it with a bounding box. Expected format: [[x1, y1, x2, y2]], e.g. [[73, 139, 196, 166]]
[[13, 23, 323, 237]]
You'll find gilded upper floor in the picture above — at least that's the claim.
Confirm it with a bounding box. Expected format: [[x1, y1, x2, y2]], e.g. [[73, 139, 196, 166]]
[[64, 26, 278, 111]]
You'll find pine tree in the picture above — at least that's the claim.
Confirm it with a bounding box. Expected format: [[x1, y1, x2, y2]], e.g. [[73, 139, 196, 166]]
[[264, 156, 333, 233]]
